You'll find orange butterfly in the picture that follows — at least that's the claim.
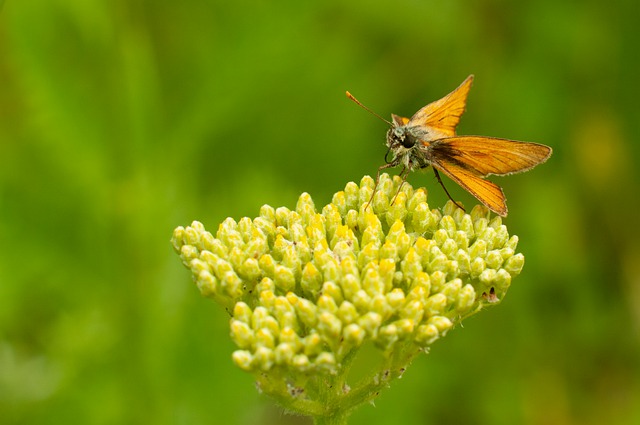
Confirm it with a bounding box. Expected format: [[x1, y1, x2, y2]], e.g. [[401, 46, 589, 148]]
[[347, 75, 552, 216]]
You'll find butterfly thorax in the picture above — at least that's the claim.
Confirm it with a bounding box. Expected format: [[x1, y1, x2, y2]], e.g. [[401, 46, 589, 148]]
[[386, 125, 434, 171]]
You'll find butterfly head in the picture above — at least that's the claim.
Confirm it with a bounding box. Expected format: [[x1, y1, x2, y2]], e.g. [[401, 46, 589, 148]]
[[387, 113, 421, 150], [387, 126, 415, 149], [384, 125, 418, 168]]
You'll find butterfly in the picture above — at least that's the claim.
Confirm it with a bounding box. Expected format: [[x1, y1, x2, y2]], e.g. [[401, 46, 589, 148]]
[[347, 75, 552, 217]]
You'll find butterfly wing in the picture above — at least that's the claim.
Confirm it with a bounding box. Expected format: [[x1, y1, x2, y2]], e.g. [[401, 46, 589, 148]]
[[427, 136, 552, 216], [431, 160, 509, 216], [407, 75, 474, 137], [429, 136, 552, 176], [391, 114, 409, 126]]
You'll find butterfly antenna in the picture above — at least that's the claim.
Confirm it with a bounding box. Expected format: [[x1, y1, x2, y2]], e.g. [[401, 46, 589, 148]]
[[346, 91, 393, 126], [433, 168, 466, 212]]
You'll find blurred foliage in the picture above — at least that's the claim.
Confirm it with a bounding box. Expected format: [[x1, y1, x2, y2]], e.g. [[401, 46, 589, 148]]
[[1, 0, 639, 424]]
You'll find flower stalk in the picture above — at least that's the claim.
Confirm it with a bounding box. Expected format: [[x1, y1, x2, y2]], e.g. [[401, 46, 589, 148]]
[[171, 173, 525, 424]]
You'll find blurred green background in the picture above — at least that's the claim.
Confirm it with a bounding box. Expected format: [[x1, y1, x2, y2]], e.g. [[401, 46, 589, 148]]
[[1, 0, 639, 424]]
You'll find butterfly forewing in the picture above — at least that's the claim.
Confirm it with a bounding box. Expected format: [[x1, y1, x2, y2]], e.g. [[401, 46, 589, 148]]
[[428, 136, 552, 177], [407, 75, 474, 137]]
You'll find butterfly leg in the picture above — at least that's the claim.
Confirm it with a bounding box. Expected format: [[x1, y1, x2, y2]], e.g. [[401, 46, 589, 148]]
[[365, 163, 397, 210], [390, 166, 410, 206], [433, 168, 466, 212]]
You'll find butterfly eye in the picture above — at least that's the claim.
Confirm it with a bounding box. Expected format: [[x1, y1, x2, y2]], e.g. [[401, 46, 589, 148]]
[[401, 137, 415, 149], [395, 129, 415, 148], [388, 128, 415, 149]]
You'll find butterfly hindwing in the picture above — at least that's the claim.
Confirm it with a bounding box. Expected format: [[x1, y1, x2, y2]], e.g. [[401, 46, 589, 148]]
[[391, 114, 409, 126], [430, 157, 508, 216]]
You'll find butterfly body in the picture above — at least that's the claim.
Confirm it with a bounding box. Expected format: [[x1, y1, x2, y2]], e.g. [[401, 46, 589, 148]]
[[347, 75, 552, 216], [385, 124, 447, 170]]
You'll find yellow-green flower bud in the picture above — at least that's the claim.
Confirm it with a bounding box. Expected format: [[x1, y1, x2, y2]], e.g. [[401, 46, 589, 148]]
[[479, 269, 497, 286], [259, 254, 276, 278], [255, 328, 276, 349], [317, 294, 339, 314], [406, 187, 427, 211], [230, 320, 254, 349], [254, 346, 274, 371], [358, 312, 382, 336], [358, 242, 380, 270], [342, 323, 366, 347], [351, 289, 372, 312], [302, 333, 323, 357], [441, 237, 458, 258], [322, 281, 344, 305], [340, 256, 359, 280], [386, 288, 406, 311], [274, 265, 296, 292], [385, 193, 408, 225], [232, 350, 254, 371], [393, 318, 415, 337], [340, 273, 361, 300], [485, 250, 504, 270], [196, 270, 217, 298], [239, 257, 261, 281], [279, 327, 302, 350], [362, 265, 384, 297], [377, 323, 399, 350], [400, 300, 425, 324], [429, 270, 447, 293], [292, 353, 311, 372], [337, 301, 359, 324], [505, 253, 525, 276], [494, 269, 512, 292], [470, 257, 486, 278], [180, 244, 199, 264], [424, 293, 447, 316], [318, 312, 342, 344], [233, 302, 253, 324], [400, 248, 422, 281], [314, 352, 337, 372], [259, 289, 276, 310], [301, 262, 322, 296], [256, 277, 275, 293], [336, 182, 354, 211], [274, 342, 296, 366], [415, 324, 439, 346], [370, 294, 392, 319], [456, 284, 476, 314], [428, 316, 453, 334], [442, 279, 462, 304]]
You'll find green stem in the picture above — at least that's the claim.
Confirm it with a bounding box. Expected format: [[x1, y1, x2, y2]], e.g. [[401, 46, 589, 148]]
[[313, 410, 349, 425]]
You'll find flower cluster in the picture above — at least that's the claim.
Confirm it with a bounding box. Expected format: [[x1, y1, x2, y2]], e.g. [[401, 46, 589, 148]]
[[171, 174, 524, 379]]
